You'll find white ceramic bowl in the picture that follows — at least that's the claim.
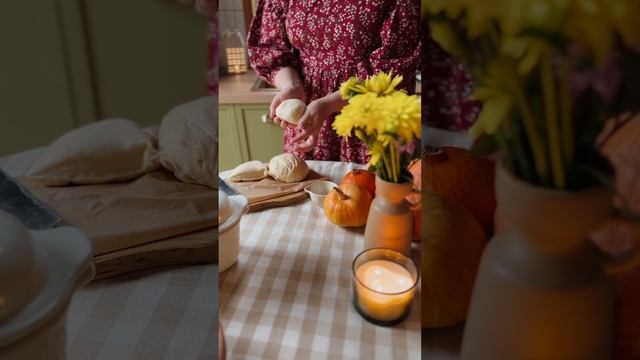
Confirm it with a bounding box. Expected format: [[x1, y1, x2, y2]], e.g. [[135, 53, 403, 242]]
[[219, 192, 248, 273], [0, 211, 94, 360], [304, 181, 338, 208]]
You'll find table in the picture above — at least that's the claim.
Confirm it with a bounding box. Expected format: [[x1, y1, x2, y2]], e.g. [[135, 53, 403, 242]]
[[1, 149, 218, 360], [219, 161, 421, 360]]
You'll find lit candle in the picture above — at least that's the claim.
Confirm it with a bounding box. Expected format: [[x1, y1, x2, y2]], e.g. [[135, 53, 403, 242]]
[[353, 251, 418, 325]]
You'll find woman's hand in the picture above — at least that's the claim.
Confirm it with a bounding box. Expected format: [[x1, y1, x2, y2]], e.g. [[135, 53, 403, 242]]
[[270, 84, 307, 128], [291, 92, 347, 153]]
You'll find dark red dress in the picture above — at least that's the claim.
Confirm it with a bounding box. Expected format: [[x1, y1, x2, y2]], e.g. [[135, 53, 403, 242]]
[[248, 0, 420, 164], [421, 25, 480, 131]]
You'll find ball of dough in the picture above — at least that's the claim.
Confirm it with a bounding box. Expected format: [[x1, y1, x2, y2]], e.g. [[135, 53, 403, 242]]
[[26, 119, 158, 186], [158, 97, 217, 189], [275, 99, 306, 124], [268, 153, 309, 183], [228, 161, 268, 182]]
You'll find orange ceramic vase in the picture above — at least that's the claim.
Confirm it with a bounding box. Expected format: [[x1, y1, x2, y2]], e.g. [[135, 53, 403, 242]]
[[363, 176, 413, 256], [461, 164, 620, 359]]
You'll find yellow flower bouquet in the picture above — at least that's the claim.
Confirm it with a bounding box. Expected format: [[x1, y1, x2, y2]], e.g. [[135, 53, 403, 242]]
[[334, 72, 421, 184], [425, 0, 640, 190]]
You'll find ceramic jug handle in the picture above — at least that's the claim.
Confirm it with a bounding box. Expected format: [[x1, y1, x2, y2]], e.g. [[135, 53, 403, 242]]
[[598, 210, 640, 274]]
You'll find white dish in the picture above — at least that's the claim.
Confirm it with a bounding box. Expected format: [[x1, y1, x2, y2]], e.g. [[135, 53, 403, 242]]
[[0, 211, 94, 359], [218, 192, 248, 273], [304, 181, 338, 208]]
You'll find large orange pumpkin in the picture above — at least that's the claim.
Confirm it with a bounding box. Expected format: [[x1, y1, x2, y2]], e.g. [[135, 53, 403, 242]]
[[424, 147, 496, 236], [422, 191, 487, 328], [342, 170, 376, 197], [323, 184, 372, 227], [407, 159, 421, 240]]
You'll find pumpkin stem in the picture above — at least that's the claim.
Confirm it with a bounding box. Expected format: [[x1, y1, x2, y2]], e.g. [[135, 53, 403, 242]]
[[333, 187, 349, 200], [425, 146, 447, 162], [425, 146, 444, 155]]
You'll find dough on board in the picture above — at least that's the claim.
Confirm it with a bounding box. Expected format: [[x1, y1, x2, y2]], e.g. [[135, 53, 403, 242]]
[[158, 97, 217, 189], [26, 119, 158, 186], [228, 161, 269, 182], [268, 153, 309, 183]]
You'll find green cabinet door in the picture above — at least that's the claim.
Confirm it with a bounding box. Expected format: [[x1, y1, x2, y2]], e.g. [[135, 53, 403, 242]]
[[82, 0, 207, 127], [219, 105, 246, 171], [236, 105, 284, 163], [0, 0, 78, 156]]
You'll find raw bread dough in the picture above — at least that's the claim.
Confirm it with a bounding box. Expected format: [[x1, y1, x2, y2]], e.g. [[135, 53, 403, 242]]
[[228, 161, 268, 182], [26, 119, 158, 186], [158, 96, 217, 189], [268, 153, 309, 183], [275, 99, 306, 124]]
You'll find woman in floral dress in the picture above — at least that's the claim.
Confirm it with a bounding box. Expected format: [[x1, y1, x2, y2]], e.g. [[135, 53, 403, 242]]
[[248, 0, 420, 164]]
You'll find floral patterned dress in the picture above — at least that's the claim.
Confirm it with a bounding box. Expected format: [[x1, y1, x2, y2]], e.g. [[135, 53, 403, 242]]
[[248, 0, 420, 163], [422, 24, 480, 131]]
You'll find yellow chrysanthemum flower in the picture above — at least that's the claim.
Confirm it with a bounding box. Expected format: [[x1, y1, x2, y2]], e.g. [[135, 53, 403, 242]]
[[333, 93, 382, 137], [377, 92, 421, 143], [339, 76, 361, 100], [334, 73, 420, 183], [367, 141, 385, 168], [362, 72, 404, 96]]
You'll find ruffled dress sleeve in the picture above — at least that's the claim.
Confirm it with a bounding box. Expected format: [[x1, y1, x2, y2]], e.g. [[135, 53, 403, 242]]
[[356, 0, 421, 89], [247, 0, 300, 84]]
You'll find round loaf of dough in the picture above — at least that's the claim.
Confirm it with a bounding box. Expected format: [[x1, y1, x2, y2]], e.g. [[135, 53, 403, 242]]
[[268, 153, 309, 183], [158, 97, 217, 189], [275, 99, 306, 124]]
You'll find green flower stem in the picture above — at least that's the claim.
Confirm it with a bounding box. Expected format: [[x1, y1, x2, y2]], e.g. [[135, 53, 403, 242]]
[[515, 88, 550, 187], [541, 53, 566, 189], [381, 149, 393, 182], [559, 71, 574, 165], [390, 144, 399, 183], [504, 119, 534, 182]]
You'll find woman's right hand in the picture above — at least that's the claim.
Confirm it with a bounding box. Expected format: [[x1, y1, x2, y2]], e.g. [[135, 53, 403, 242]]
[[269, 84, 307, 129]]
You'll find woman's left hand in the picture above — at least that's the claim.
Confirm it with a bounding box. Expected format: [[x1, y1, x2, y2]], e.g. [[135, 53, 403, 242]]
[[291, 92, 347, 153], [291, 98, 332, 153]]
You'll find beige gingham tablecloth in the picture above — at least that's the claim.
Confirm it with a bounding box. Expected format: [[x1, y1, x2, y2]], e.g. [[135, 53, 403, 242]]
[[220, 161, 421, 360], [1, 149, 217, 360]]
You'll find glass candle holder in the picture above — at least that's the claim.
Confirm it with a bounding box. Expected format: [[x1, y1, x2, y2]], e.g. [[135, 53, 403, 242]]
[[352, 248, 419, 326]]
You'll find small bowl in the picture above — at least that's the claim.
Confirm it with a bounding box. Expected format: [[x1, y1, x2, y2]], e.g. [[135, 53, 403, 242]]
[[304, 181, 338, 208]]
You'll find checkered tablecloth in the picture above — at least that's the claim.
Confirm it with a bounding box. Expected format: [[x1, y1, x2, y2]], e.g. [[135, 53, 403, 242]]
[[219, 161, 421, 360], [1, 149, 218, 360]]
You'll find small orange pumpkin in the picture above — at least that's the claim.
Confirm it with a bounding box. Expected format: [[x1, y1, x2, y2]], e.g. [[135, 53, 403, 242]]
[[342, 170, 376, 197], [323, 184, 372, 227]]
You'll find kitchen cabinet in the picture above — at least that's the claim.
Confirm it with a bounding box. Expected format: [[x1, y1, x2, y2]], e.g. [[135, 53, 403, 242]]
[[0, 0, 206, 156], [219, 104, 284, 171]]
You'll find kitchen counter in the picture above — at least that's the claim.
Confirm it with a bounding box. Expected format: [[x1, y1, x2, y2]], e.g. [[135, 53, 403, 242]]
[[220, 72, 275, 105], [220, 71, 421, 105]]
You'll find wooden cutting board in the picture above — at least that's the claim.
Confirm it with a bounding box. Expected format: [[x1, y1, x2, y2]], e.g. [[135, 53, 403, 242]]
[[93, 227, 217, 280]]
